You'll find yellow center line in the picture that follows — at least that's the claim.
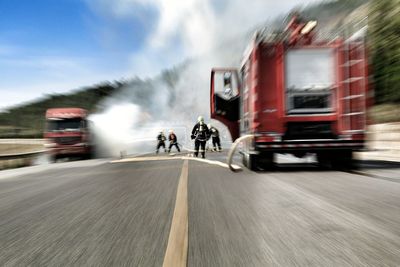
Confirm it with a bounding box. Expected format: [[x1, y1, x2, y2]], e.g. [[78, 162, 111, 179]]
[[162, 159, 189, 267]]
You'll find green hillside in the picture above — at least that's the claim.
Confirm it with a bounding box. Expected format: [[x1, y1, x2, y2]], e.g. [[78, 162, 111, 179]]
[[0, 67, 181, 138], [0, 82, 122, 138]]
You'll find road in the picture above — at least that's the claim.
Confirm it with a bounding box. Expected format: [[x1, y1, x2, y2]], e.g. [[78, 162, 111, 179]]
[[1, 153, 400, 266]]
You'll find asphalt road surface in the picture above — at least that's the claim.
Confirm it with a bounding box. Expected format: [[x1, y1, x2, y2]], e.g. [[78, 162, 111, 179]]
[[1, 152, 400, 266]]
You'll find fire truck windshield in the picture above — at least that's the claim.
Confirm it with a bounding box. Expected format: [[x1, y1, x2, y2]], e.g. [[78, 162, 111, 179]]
[[46, 118, 82, 132]]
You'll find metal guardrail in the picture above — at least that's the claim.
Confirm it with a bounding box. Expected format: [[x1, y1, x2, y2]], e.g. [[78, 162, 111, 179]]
[[0, 149, 47, 171], [0, 139, 45, 145], [0, 138, 47, 170], [0, 150, 47, 160]]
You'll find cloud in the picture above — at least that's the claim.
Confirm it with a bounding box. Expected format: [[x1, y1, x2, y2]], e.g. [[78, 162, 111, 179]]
[[85, 0, 156, 18], [89, 0, 319, 75]]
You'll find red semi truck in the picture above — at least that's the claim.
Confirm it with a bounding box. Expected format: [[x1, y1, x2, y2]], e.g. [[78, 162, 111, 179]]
[[210, 17, 369, 170], [44, 108, 92, 162]]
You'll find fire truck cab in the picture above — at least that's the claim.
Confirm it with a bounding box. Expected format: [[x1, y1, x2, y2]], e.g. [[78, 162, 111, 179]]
[[44, 108, 93, 162], [210, 17, 369, 170]]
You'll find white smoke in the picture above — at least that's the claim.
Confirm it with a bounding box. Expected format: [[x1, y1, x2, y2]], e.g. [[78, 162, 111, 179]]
[[90, 103, 147, 156], [87, 0, 319, 157]]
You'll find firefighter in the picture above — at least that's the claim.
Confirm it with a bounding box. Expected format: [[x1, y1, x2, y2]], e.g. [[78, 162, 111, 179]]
[[191, 116, 210, 158], [208, 124, 221, 152], [168, 130, 180, 153], [156, 131, 167, 153]]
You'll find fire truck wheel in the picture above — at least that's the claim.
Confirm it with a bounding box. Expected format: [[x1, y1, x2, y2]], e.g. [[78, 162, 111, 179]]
[[316, 152, 330, 169], [49, 155, 57, 163], [242, 153, 250, 169], [331, 150, 354, 170], [318, 150, 354, 170], [243, 153, 274, 171], [82, 153, 92, 160], [248, 154, 259, 171], [258, 152, 274, 171], [242, 153, 258, 171]]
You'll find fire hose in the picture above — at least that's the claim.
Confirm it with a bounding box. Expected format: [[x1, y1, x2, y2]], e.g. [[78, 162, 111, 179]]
[[227, 134, 254, 172]]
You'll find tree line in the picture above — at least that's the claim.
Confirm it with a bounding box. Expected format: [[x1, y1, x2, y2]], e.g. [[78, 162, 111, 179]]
[[369, 0, 400, 103]]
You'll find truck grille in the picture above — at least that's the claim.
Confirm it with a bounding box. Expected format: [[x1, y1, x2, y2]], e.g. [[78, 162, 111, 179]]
[[293, 95, 330, 109], [283, 122, 336, 140], [55, 136, 81, 145]]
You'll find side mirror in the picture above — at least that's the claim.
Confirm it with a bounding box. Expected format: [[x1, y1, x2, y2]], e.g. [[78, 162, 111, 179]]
[[223, 72, 232, 86], [212, 70, 239, 99]]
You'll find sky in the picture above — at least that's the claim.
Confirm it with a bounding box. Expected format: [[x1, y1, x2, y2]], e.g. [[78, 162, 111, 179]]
[[0, 0, 318, 110]]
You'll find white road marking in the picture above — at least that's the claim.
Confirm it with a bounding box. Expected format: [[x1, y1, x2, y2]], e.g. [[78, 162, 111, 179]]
[[110, 156, 181, 163], [111, 155, 242, 171], [181, 156, 242, 171]]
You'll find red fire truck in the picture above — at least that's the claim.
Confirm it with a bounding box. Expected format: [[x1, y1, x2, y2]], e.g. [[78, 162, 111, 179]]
[[210, 16, 369, 170], [44, 108, 93, 162]]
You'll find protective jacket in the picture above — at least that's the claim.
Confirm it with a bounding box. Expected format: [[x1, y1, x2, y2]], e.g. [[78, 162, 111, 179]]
[[168, 133, 177, 144], [209, 126, 219, 138], [157, 133, 166, 142], [191, 122, 210, 142]]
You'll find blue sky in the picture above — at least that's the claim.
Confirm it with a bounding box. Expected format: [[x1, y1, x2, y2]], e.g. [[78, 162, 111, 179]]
[[0, 0, 158, 110], [0, 0, 316, 110]]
